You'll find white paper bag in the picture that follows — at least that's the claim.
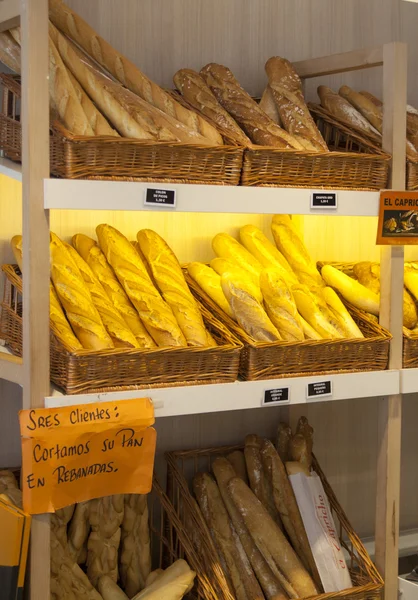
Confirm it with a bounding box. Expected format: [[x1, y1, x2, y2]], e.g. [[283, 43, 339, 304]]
[[289, 471, 353, 593]]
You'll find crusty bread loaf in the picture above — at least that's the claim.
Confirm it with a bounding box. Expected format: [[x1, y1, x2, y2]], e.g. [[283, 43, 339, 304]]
[[211, 258, 263, 303], [49, 35, 94, 136], [174, 68, 250, 145], [321, 264, 380, 315], [260, 268, 304, 341], [271, 215, 324, 289], [239, 224, 297, 285], [276, 423, 292, 462], [137, 230, 211, 347], [296, 416, 314, 469], [322, 286, 364, 338], [299, 316, 322, 339], [212, 233, 263, 284], [187, 262, 234, 319], [339, 85, 382, 133], [132, 559, 195, 600], [359, 91, 383, 108], [228, 477, 319, 599], [98, 576, 129, 600], [259, 86, 281, 124], [120, 495, 151, 597], [200, 63, 304, 149], [0, 31, 20, 73], [265, 57, 328, 152], [49, 0, 222, 144], [221, 272, 281, 342], [289, 433, 312, 472], [65, 243, 139, 348], [193, 472, 263, 600], [50, 283, 83, 351], [96, 224, 186, 347], [212, 457, 286, 600], [226, 450, 249, 484], [292, 284, 343, 339], [73, 234, 155, 348], [318, 85, 381, 140], [50, 232, 114, 350]]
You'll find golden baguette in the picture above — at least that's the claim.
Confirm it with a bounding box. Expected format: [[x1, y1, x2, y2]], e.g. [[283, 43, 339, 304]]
[[259, 86, 281, 124], [50, 233, 113, 350], [260, 268, 304, 341], [96, 225, 186, 347], [228, 477, 318, 599], [321, 264, 380, 315], [49, 35, 94, 136], [49, 0, 222, 144], [50, 283, 83, 351], [137, 230, 212, 347], [322, 287, 364, 338], [65, 243, 139, 348], [212, 457, 286, 600], [299, 315, 322, 339], [211, 257, 263, 302], [212, 233, 262, 283], [11, 235, 23, 270], [187, 262, 234, 319], [221, 273, 281, 342], [271, 215, 324, 288], [239, 224, 298, 285], [73, 234, 155, 348], [292, 284, 343, 339]]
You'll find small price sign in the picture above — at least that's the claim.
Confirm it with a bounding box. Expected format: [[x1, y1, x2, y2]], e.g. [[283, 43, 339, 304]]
[[307, 381, 332, 400], [311, 192, 337, 210], [262, 387, 290, 406], [144, 188, 176, 208], [19, 398, 156, 514], [377, 191, 418, 244]]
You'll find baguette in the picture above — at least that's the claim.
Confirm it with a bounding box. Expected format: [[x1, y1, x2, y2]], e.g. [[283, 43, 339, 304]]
[[289, 434, 312, 472], [271, 215, 324, 288], [145, 570, 164, 588], [318, 85, 381, 139], [73, 234, 155, 348], [226, 450, 249, 484], [221, 272, 281, 342], [276, 423, 292, 462], [98, 576, 129, 600], [228, 477, 318, 598], [96, 224, 186, 347], [50, 232, 114, 350], [187, 262, 234, 319], [49, 35, 94, 136], [321, 264, 380, 315], [67, 69, 118, 136], [239, 224, 298, 285], [120, 494, 151, 597], [265, 56, 328, 152], [132, 560, 195, 600], [212, 457, 285, 600], [322, 286, 364, 338], [261, 439, 321, 588], [137, 230, 211, 347], [299, 315, 322, 339], [174, 68, 250, 145], [259, 86, 281, 124], [296, 416, 314, 469], [260, 268, 304, 341], [193, 472, 262, 600], [245, 435, 282, 526], [212, 233, 263, 283], [201, 63, 304, 149], [339, 85, 382, 132], [286, 461, 311, 477], [211, 257, 263, 303], [0, 31, 20, 73], [65, 243, 139, 348], [292, 285, 343, 339], [359, 91, 382, 108], [49, 0, 222, 144]]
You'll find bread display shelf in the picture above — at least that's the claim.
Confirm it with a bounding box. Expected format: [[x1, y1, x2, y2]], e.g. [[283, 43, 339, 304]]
[[318, 261, 418, 370], [0, 74, 244, 185], [165, 444, 384, 600], [0, 264, 242, 394], [186, 273, 391, 381]]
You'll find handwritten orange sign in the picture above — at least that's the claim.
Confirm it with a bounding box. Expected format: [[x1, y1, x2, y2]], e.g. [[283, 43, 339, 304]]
[[19, 398, 156, 515]]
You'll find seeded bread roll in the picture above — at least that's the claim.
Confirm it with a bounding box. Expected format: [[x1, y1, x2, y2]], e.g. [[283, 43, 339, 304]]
[[200, 63, 304, 149]]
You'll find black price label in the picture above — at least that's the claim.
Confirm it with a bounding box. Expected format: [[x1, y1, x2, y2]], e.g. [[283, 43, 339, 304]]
[[144, 188, 176, 208], [307, 381, 332, 399], [311, 192, 337, 209], [263, 388, 290, 406]]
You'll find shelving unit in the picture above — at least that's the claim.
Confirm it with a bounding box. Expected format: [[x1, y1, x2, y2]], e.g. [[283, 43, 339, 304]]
[[0, 1, 416, 600]]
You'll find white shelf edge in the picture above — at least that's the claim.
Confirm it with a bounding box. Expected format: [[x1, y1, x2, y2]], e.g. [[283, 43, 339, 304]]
[[0, 346, 23, 386], [44, 178, 380, 216], [45, 370, 399, 417], [0, 158, 22, 182], [400, 368, 418, 394]]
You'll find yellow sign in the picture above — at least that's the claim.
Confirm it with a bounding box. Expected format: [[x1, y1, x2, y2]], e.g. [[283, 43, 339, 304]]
[[19, 398, 156, 515], [377, 190, 418, 245]]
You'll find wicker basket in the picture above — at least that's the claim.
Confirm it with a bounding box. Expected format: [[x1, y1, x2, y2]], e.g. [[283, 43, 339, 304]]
[[317, 260, 418, 369], [185, 273, 391, 381], [240, 103, 390, 190], [165, 443, 384, 600], [406, 160, 418, 191], [0, 74, 244, 185], [0, 264, 242, 394]]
